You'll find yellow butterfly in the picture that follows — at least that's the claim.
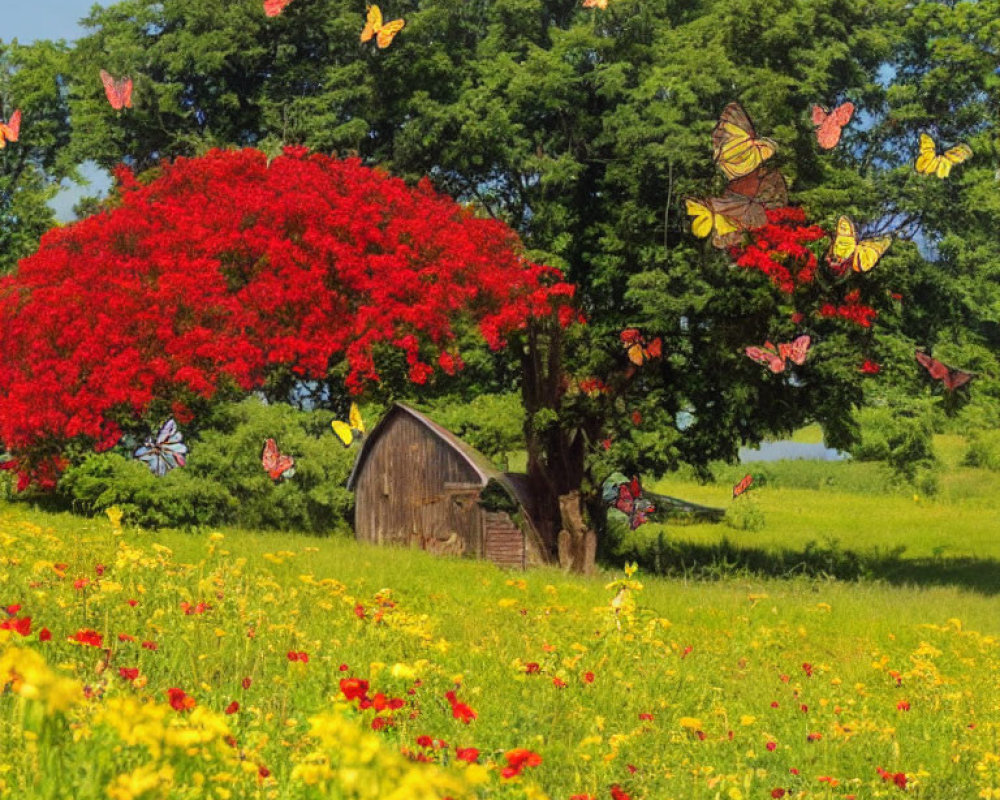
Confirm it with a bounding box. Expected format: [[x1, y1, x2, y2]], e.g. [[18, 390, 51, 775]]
[[685, 197, 742, 248], [360, 4, 405, 49], [712, 102, 778, 180], [914, 133, 972, 179], [332, 402, 365, 447], [829, 216, 891, 273]]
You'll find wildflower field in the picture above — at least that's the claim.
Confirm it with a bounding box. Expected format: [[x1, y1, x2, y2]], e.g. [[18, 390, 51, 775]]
[[2, 489, 1000, 800]]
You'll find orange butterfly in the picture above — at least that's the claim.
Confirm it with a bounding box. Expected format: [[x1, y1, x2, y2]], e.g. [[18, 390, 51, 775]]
[[621, 328, 662, 366], [0, 110, 21, 148], [745, 335, 810, 374], [582, 0, 608, 7], [262, 438, 296, 480], [263, 0, 294, 15], [811, 102, 854, 149], [100, 70, 133, 110], [360, 5, 405, 49]]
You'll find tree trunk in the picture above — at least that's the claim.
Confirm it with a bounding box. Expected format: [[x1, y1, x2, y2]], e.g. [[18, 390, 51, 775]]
[[521, 319, 598, 573]]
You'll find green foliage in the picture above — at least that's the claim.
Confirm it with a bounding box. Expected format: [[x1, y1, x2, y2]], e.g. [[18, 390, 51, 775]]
[[850, 401, 936, 480], [423, 393, 525, 466], [962, 430, 1000, 473], [724, 496, 765, 532], [58, 398, 354, 532]]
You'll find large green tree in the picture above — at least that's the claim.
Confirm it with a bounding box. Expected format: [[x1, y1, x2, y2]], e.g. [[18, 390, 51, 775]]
[[47, 0, 1000, 567]]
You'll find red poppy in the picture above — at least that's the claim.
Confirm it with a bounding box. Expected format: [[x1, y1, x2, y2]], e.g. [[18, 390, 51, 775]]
[[771, 790, 786, 799], [340, 677, 369, 701], [801, 662, 812, 677], [860, 359, 881, 374], [354, 604, 366, 619], [501, 748, 542, 779], [0, 616, 31, 636], [38, 628, 51, 641], [225, 701, 240, 714], [456, 747, 479, 763], [766, 741, 777, 751], [445, 691, 477, 724], [142, 640, 158, 650], [611, 786, 631, 800], [638, 712, 654, 721], [118, 667, 139, 681], [524, 662, 540, 674], [583, 671, 595, 684], [70, 629, 103, 647], [167, 687, 196, 712], [896, 700, 910, 711], [552, 677, 567, 688], [257, 766, 270, 779], [242, 677, 252, 689]]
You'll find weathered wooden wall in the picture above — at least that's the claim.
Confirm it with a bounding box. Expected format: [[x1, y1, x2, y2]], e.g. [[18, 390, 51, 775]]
[[354, 412, 485, 557]]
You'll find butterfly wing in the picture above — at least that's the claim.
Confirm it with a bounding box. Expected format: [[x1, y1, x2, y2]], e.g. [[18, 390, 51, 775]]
[[732, 473, 753, 498], [582, 0, 609, 7], [263, 0, 293, 15], [376, 17, 405, 48], [0, 110, 22, 146], [852, 235, 891, 273], [709, 191, 767, 230], [614, 484, 636, 516], [119, 77, 134, 109], [915, 350, 950, 381], [332, 419, 355, 447], [262, 438, 279, 476], [828, 215, 858, 266], [646, 337, 662, 360], [349, 402, 365, 435], [629, 498, 655, 530], [810, 105, 829, 126], [134, 440, 169, 477], [914, 133, 943, 176], [814, 102, 854, 149], [361, 5, 382, 42], [745, 343, 785, 373], [783, 334, 811, 366], [685, 197, 717, 239], [712, 102, 777, 179], [939, 143, 973, 178], [726, 167, 788, 209], [943, 369, 974, 392], [100, 70, 125, 110]]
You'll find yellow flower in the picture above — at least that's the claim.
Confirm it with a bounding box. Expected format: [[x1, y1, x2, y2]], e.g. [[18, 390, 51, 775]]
[[679, 717, 703, 729]]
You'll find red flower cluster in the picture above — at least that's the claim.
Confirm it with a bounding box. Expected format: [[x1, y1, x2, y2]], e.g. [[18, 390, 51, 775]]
[[445, 690, 477, 723], [286, 651, 309, 663], [69, 629, 103, 647], [501, 748, 542, 779], [734, 207, 825, 294], [0, 147, 577, 488], [166, 687, 196, 712], [877, 767, 908, 789], [0, 615, 31, 636], [818, 289, 878, 328]]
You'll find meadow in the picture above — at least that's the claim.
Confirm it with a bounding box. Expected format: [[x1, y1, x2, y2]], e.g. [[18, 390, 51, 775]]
[[2, 430, 1000, 800]]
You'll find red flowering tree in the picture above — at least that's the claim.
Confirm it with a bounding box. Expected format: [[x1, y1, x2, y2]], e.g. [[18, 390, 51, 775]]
[[0, 147, 574, 488]]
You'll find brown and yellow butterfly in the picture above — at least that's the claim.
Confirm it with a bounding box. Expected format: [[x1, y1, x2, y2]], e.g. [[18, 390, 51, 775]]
[[914, 133, 972, 179], [685, 168, 787, 248], [828, 216, 891, 273], [360, 4, 405, 49], [712, 102, 778, 180], [332, 402, 366, 447]]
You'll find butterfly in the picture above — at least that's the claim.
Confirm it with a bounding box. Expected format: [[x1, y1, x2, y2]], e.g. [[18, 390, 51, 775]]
[[685, 168, 788, 248], [332, 402, 365, 447], [620, 328, 662, 366], [915, 350, 974, 391], [732, 473, 754, 499], [612, 476, 656, 530], [828, 216, 891, 273], [745, 335, 811, 374], [100, 70, 133, 110], [262, 438, 296, 480], [360, 5, 405, 49], [914, 133, 972, 179], [582, 0, 608, 6], [712, 102, 778, 180], [0, 110, 21, 148], [263, 0, 294, 15], [811, 102, 854, 149], [134, 418, 187, 477]]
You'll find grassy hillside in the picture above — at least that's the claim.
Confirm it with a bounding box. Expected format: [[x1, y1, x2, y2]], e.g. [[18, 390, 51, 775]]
[[2, 494, 999, 799]]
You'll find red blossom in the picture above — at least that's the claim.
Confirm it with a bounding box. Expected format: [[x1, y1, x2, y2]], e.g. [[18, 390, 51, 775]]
[[242, 677, 252, 689], [38, 628, 51, 641], [225, 701, 240, 714], [733, 207, 825, 294], [583, 671, 595, 684], [610, 786, 631, 800], [861, 360, 881, 374], [0, 148, 576, 488], [340, 677, 369, 702], [501, 748, 542, 779], [456, 747, 479, 762], [0, 616, 31, 636], [167, 687, 195, 712], [70, 629, 103, 647], [445, 690, 477, 724]]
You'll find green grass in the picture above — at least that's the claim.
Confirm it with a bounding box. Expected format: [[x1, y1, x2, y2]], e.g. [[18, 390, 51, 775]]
[[2, 502, 1000, 799]]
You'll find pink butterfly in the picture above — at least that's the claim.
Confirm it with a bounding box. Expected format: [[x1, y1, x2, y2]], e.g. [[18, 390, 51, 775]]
[[811, 102, 854, 149], [263, 0, 294, 16], [100, 70, 133, 110], [745, 335, 811, 374]]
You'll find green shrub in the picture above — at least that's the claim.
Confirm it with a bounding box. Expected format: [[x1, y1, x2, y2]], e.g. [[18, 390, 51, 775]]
[[963, 430, 1000, 472], [59, 399, 355, 532], [423, 393, 524, 467], [850, 402, 936, 481]]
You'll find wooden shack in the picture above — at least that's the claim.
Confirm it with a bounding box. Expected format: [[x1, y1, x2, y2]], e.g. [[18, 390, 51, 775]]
[[347, 404, 550, 569]]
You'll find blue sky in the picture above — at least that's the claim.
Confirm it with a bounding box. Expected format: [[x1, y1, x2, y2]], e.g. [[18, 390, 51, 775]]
[[8, 0, 111, 220]]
